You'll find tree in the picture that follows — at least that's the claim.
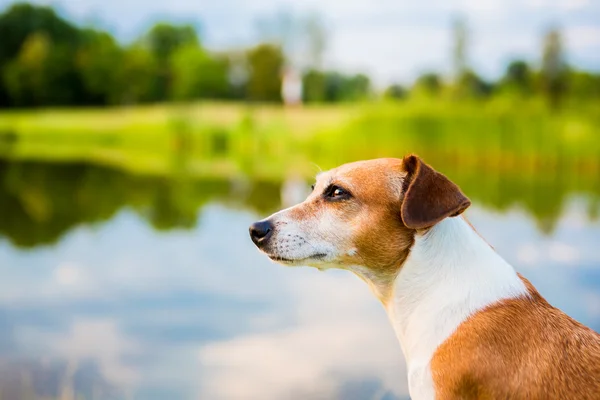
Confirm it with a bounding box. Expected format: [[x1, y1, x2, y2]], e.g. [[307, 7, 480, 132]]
[[115, 45, 157, 104], [413, 73, 442, 96], [2, 32, 52, 106], [501, 60, 533, 96], [321, 72, 345, 102], [170, 44, 229, 100], [255, 10, 297, 62], [304, 13, 327, 69], [76, 30, 123, 104], [384, 84, 408, 100], [145, 23, 198, 61], [0, 3, 82, 107], [455, 69, 492, 99], [226, 50, 249, 100], [255, 10, 328, 72], [302, 71, 371, 103], [452, 16, 468, 83], [568, 70, 600, 100], [345, 74, 371, 101], [302, 69, 326, 102], [144, 22, 199, 100], [0, 3, 78, 64], [541, 27, 566, 108], [246, 44, 284, 102]]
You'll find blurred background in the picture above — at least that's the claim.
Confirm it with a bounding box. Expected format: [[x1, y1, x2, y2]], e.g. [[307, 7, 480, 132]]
[[0, 0, 599, 399]]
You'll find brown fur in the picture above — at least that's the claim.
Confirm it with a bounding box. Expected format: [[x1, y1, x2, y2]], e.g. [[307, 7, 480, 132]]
[[431, 275, 600, 399], [401, 155, 471, 230]]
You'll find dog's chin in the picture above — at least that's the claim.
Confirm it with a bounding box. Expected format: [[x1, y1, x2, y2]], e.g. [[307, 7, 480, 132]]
[[266, 253, 329, 267]]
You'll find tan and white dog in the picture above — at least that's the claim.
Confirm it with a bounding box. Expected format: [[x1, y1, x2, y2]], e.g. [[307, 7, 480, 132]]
[[249, 155, 600, 400]]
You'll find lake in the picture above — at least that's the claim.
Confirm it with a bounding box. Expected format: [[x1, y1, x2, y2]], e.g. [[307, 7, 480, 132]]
[[0, 156, 599, 400]]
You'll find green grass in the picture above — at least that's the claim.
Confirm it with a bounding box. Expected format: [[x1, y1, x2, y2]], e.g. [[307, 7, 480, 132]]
[[0, 102, 351, 176], [2, 100, 597, 175]]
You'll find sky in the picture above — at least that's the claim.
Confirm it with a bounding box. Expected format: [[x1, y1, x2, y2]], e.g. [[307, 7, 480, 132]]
[[1, 0, 599, 85]]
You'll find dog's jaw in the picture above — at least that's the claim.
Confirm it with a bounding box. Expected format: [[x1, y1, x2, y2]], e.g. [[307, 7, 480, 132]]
[[265, 252, 329, 266]]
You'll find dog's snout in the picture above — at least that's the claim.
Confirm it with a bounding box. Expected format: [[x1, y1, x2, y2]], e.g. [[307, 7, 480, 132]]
[[249, 220, 274, 247]]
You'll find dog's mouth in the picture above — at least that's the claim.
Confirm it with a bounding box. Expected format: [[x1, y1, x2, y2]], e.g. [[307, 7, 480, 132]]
[[268, 253, 328, 264]]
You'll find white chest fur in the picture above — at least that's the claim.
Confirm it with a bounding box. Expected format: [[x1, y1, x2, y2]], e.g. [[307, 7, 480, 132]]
[[385, 217, 529, 399]]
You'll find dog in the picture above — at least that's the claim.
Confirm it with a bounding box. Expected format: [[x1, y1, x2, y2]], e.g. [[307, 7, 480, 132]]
[[249, 155, 600, 400]]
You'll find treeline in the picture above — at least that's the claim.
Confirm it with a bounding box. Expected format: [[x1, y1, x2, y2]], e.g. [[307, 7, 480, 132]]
[[0, 3, 371, 108], [0, 3, 263, 106], [388, 19, 600, 107], [0, 3, 599, 108], [397, 60, 600, 107]]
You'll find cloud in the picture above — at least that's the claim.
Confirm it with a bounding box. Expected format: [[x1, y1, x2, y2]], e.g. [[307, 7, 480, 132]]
[[16, 318, 140, 387], [517, 243, 540, 265], [459, 0, 510, 16], [566, 26, 600, 49], [558, 0, 591, 10], [198, 321, 406, 400], [197, 271, 406, 399], [525, 0, 590, 9], [515, 241, 580, 265], [548, 241, 580, 263], [54, 262, 85, 286], [331, 25, 451, 84], [585, 293, 600, 317]]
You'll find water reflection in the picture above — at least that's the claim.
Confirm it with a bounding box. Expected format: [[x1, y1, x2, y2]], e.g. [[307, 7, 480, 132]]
[[0, 160, 281, 248], [0, 358, 119, 400], [0, 160, 599, 399], [1, 160, 600, 249]]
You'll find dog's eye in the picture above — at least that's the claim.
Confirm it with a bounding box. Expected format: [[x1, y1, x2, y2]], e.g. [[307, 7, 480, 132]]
[[311, 184, 315, 191], [325, 185, 350, 200], [332, 187, 346, 197]]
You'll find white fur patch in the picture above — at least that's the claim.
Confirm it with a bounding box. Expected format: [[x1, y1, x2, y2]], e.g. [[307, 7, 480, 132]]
[[264, 204, 348, 266], [386, 216, 529, 399]]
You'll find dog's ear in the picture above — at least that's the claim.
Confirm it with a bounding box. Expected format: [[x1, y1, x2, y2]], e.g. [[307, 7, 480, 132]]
[[400, 155, 471, 229]]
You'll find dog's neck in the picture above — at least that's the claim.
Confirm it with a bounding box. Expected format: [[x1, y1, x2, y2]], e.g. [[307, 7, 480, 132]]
[[385, 216, 529, 398]]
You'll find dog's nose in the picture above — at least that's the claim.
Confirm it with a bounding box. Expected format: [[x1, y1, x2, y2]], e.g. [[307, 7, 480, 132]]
[[249, 220, 274, 247]]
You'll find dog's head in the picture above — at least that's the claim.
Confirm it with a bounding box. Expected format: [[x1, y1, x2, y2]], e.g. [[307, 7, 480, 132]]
[[249, 155, 470, 300]]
